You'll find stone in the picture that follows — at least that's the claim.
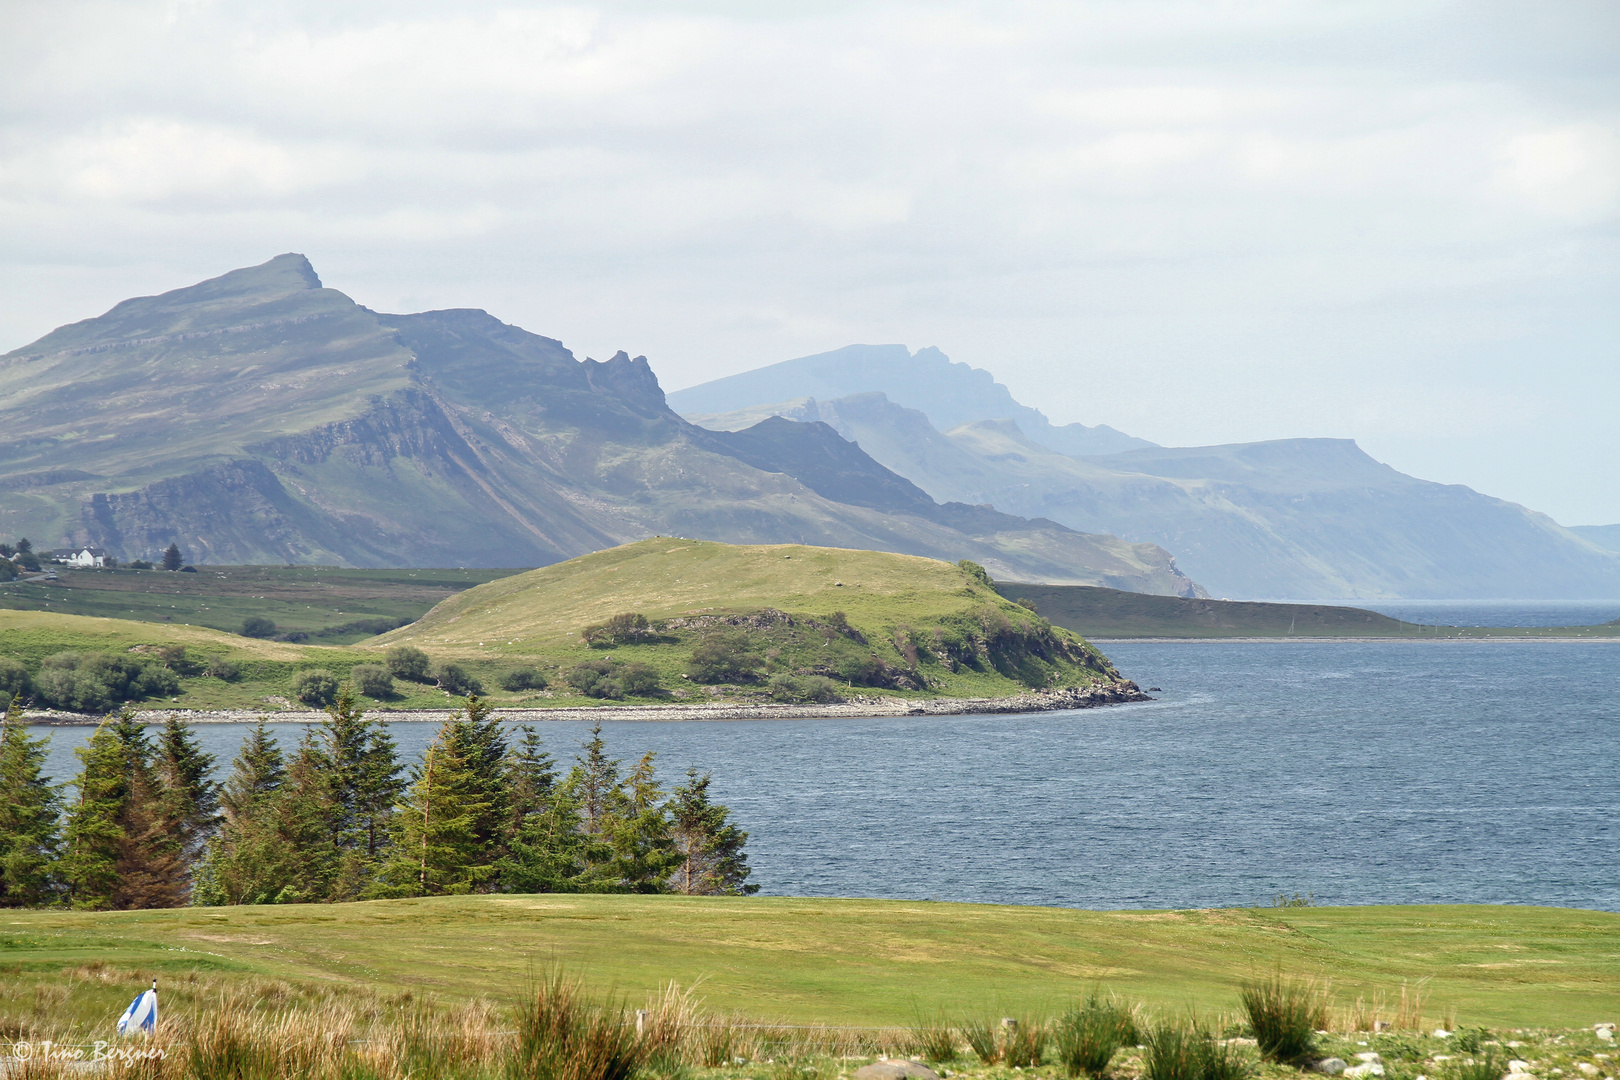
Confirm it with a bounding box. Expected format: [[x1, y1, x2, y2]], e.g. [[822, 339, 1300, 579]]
[[1357, 1053, 1385, 1064], [1313, 1060, 1348, 1075], [1579, 1064, 1600, 1076], [855, 1063, 940, 1080], [1435, 1030, 1454, 1039], [1509, 1061, 1532, 1073], [1506, 1073, 1537, 1080], [1344, 1064, 1385, 1078]]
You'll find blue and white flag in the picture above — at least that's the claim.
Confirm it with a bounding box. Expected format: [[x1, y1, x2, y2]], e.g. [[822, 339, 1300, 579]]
[[116, 982, 157, 1037]]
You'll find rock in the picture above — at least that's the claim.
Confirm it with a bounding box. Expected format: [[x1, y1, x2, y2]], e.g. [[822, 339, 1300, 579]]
[[1506, 1073, 1537, 1080], [1345, 1064, 1385, 1078], [855, 1064, 940, 1080], [1314, 1060, 1348, 1075], [1357, 1053, 1385, 1064], [1597, 1027, 1615, 1041], [1509, 1061, 1531, 1073], [1580, 1064, 1601, 1076], [1435, 1030, 1454, 1039]]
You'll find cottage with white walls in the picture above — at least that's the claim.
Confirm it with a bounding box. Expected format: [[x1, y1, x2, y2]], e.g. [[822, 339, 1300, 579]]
[[62, 547, 107, 568]]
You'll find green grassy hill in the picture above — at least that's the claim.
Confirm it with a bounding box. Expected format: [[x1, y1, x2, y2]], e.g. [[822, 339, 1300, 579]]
[[0, 542, 1123, 712], [372, 538, 1123, 699], [3, 895, 1614, 1028]]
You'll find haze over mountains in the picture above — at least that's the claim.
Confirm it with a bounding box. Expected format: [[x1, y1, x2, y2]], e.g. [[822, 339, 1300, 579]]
[[0, 255, 1198, 595], [677, 354, 1620, 600]]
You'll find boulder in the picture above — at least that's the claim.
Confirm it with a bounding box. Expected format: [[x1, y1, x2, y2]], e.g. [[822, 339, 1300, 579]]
[[1345, 1065, 1385, 1078], [1435, 1030, 1453, 1039], [1357, 1053, 1385, 1063], [855, 1063, 940, 1080], [1314, 1061, 1348, 1076], [1508, 1061, 1531, 1073]]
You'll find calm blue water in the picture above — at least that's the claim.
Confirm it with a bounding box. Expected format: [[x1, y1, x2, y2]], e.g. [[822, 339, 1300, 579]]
[[29, 641, 1620, 911]]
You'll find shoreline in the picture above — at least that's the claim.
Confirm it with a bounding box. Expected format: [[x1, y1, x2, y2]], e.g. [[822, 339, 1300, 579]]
[[21, 681, 1151, 725], [1089, 635, 1620, 643]]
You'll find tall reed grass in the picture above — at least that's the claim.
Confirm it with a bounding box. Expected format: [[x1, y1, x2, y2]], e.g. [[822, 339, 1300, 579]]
[[1054, 995, 1140, 1078], [1239, 976, 1327, 1065]]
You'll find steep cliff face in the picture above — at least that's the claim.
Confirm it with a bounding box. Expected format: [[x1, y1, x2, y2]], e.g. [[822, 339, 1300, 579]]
[[0, 256, 1200, 593]]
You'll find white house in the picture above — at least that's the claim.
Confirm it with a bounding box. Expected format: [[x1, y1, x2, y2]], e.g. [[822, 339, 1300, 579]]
[[62, 547, 107, 568]]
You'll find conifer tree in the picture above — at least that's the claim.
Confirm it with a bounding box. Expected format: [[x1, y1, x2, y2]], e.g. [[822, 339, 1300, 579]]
[[505, 725, 557, 838], [0, 699, 62, 906], [669, 769, 758, 896], [194, 721, 287, 906], [60, 713, 185, 909], [268, 731, 340, 902], [219, 720, 285, 822], [155, 717, 219, 868], [501, 777, 587, 894], [572, 723, 623, 837], [317, 685, 403, 897], [602, 752, 680, 894]]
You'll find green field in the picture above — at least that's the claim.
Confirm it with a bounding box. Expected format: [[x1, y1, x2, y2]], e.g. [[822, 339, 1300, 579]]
[[1, 542, 1119, 713], [2, 896, 1615, 1030], [997, 582, 1620, 639], [0, 565, 520, 643]]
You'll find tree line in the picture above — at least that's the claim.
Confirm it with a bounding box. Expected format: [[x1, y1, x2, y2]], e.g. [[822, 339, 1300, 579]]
[[0, 689, 756, 909]]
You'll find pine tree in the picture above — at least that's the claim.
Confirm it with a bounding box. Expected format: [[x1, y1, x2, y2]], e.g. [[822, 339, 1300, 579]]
[[60, 713, 186, 910], [669, 769, 758, 896], [602, 753, 680, 894], [317, 685, 403, 897], [501, 778, 587, 894], [194, 721, 288, 906], [572, 723, 622, 837], [155, 717, 219, 871], [0, 699, 62, 906], [161, 543, 182, 571], [267, 731, 340, 902], [505, 725, 557, 838]]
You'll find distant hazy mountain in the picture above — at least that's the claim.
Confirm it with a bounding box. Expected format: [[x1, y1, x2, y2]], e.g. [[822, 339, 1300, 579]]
[[1571, 524, 1620, 553], [0, 255, 1199, 594], [685, 391, 1620, 600], [670, 343, 1154, 457]]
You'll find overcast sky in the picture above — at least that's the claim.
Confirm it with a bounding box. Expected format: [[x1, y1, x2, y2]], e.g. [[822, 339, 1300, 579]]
[[4, 0, 1617, 524]]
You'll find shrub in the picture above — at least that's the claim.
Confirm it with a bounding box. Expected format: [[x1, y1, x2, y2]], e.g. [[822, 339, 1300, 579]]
[[1016, 597, 1039, 613], [435, 662, 482, 695], [386, 645, 432, 682], [582, 612, 653, 646], [128, 559, 154, 570], [240, 615, 277, 638], [767, 674, 842, 704], [206, 657, 240, 681], [157, 644, 202, 675], [0, 657, 31, 703], [0, 558, 16, 582], [616, 662, 660, 697], [686, 630, 765, 684], [1239, 976, 1326, 1065], [566, 658, 660, 700], [34, 652, 180, 712], [834, 653, 885, 686], [501, 666, 550, 691], [957, 559, 993, 587], [351, 664, 395, 699], [1055, 996, 1140, 1077], [291, 669, 339, 706]]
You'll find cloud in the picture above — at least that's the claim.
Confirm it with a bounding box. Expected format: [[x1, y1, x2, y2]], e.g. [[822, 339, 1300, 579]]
[[0, 0, 1616, 523]]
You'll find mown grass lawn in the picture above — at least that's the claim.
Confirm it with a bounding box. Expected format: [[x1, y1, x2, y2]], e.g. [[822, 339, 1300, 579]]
[[4, 896, 1615, 1029]]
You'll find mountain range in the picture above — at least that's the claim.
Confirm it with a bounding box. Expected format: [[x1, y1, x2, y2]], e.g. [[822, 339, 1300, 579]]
[[0, 255, 1198, 595], [677, 361, 1620, 600]]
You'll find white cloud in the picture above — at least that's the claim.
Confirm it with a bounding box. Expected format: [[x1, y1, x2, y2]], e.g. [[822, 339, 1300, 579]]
[[1, 0, 1617, 523]]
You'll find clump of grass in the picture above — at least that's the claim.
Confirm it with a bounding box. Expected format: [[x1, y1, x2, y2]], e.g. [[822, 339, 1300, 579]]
[[1055, 995, 1141, 1077], [1449, 1047, 1503, 1080], [510, 970, 644, 1080], [1144, 1025, 1252, 1080], [961, 1019, 1001, 1064], [909, 1016, 958, 1063], [1239, 976, 1327, 1065], [697, 1019, 736, 1067], [1003, 1019, 1048, 1068]]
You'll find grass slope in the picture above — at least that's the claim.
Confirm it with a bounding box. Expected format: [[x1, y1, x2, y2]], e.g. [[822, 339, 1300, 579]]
[[373, 538, 1120, 698], [999, 582, 1620, 639], [2, 896, 1614, 1028], [0, 565, 519, 643], [0, 542, 1119, 712]]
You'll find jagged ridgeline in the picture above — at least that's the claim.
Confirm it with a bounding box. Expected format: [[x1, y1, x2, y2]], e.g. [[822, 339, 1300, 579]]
[[372, 539, 1123, 696]]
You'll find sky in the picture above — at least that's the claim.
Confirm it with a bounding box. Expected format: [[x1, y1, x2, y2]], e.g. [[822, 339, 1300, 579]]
[[3, 0, 1617, 525]]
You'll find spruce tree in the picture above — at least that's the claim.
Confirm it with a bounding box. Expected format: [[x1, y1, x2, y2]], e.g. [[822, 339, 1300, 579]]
[[602, 753, 680, 894], [572, 723, 623, 837], [0, 699, 62, 906], [268, 730, 340, 902], [501, 778, 587, 894], [669, 769, 758, 896], [194, 721, 287, 906], [219, 721, 285, 822], [317, 685, 403, 897], [60, 713, 186, 909], [155, 717, 219, 868], [505, 725, 557, 838]]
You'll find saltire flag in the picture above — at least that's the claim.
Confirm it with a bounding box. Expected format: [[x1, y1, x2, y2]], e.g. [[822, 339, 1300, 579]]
[[117, 981, 157, 1037]]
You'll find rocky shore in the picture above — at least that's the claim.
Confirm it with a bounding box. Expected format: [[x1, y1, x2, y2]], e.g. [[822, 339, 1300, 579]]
[[23, 680, 1150, 725]]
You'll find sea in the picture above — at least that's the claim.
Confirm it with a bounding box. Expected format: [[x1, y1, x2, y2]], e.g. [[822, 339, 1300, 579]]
[[27, 615, 1620, 912]]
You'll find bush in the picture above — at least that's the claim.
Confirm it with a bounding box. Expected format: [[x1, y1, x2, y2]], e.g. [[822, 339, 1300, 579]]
[[616, 662, 660, 697], [435, 662, 482, 695], [206, 656, 240, 681], [957, 559, 993, 587], [501, 666, 549, 691], [767, 674, 842, 704], [1055, 996, 1140, 1077], [34, 652, 180, 712], [582, 612, 653, 646], [157, 644, 202, 675], [386, 645, 432, 682], [1144, 1027, 1250, 1080], [351, 664, 395, 699], [0, 558, 16, 583], [568, 660, 623, 700], [240, 615, 277, 638], [1239, 977, 1325, 1065], [291, 669, 339, 706], [0, 657, 31, 703], [128, 559, 154, 570], [834, 653, 886, 686], [14, 552, 40, 572], [686, 630, 765, 684]]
